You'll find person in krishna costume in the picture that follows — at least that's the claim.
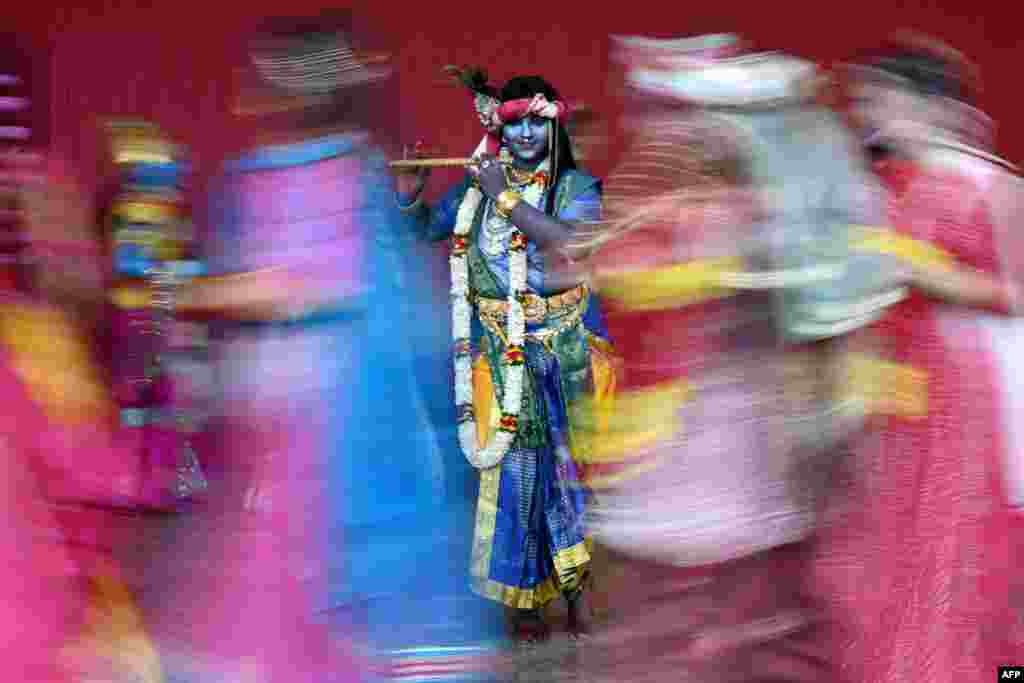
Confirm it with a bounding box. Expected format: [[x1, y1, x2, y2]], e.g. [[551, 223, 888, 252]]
[[395, 67, 617, 641]]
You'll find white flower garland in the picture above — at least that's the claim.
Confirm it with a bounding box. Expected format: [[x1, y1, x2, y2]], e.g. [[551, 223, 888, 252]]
[[451, 143, 550, 469]]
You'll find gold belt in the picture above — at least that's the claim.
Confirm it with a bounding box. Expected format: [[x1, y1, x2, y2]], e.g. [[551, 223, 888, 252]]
[[474, 283, 587, 325], [474, 284, 588, 346]]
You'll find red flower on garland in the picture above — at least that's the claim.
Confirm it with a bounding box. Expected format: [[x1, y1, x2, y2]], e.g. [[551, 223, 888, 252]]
[[509, 232, 528, 251], [504, 344, 525, 366], [533, 172, 550, 188], [451, 236, 469, 256], [499, 413, 519, 433]]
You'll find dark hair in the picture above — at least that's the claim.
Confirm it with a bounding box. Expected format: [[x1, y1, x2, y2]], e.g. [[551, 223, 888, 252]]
[[498, 75, 558, 103], [250, 11, 353, 47], [855, 38, 977, 107], [242, 12, 397, 145]]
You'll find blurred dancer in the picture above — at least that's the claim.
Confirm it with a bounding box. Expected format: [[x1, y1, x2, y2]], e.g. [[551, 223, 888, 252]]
[[566, 104, 607, 168], [166, 13, 503, 683], [569, 34, 897, 682], [396, 69, 616, 641], [103, 121, 208, 511], [0, 148, 163, 682], [817, 36, 1023, 683], [2, 46, 162, 680], [0, 147, 89, 683]]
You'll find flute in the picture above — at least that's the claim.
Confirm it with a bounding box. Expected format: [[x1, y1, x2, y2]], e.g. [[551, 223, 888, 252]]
[[389, 157, 509, 169]]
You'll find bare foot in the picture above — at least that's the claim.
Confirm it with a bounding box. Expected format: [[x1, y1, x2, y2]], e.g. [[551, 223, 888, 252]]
[[511, 609, 550, 644], [566, 589, 595, 639]]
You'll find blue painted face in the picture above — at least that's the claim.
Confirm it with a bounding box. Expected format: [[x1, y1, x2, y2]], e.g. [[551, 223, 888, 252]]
[[501, 114, 550, 167]]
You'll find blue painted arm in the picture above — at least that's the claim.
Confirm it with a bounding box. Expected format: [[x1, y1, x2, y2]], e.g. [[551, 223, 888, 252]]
[[399, 177, 470, 242], [557, 182, 603, 226]]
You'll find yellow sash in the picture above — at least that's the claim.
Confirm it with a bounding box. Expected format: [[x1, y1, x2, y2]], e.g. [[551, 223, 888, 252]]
[[0, 305, 115, 425], [842, 226, 957, 418], [596, 256, 743, 311], [61, 571, 164, 683], [597, 227, 957, 314], [842, 352, 928, 418], [569, 378, 690, 464], [849, 225, 956, 272]]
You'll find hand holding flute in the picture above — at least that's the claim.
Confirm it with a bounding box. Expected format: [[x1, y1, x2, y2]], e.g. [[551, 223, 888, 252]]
[[394, 141, 436, 202], [393, 143, 506, 203]]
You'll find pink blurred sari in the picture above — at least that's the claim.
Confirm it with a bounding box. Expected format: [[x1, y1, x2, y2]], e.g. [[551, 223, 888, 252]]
[[149, 138, 369, 683], [815, 152, 1023, 683], [0, 152, 161, 682], [0, 326, 83, 682], [582, 124, 838, 682], [0, 291, 162, 682]]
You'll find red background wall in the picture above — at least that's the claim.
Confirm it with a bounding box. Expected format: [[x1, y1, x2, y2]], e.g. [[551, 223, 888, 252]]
[[9, 0, 1019, 207]]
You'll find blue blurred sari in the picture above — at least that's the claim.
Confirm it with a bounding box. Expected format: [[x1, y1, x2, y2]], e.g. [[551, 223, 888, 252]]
[[209, 132, 505, 681]]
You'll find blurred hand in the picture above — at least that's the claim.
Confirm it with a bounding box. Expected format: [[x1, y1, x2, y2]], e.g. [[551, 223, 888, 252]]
[[395, 141, 431, 200], [19, 176, 106, 315], [873, 253, 915, 291]]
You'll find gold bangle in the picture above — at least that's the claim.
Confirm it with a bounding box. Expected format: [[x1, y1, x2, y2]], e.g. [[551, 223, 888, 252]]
[[495, 190, 522, 218]]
